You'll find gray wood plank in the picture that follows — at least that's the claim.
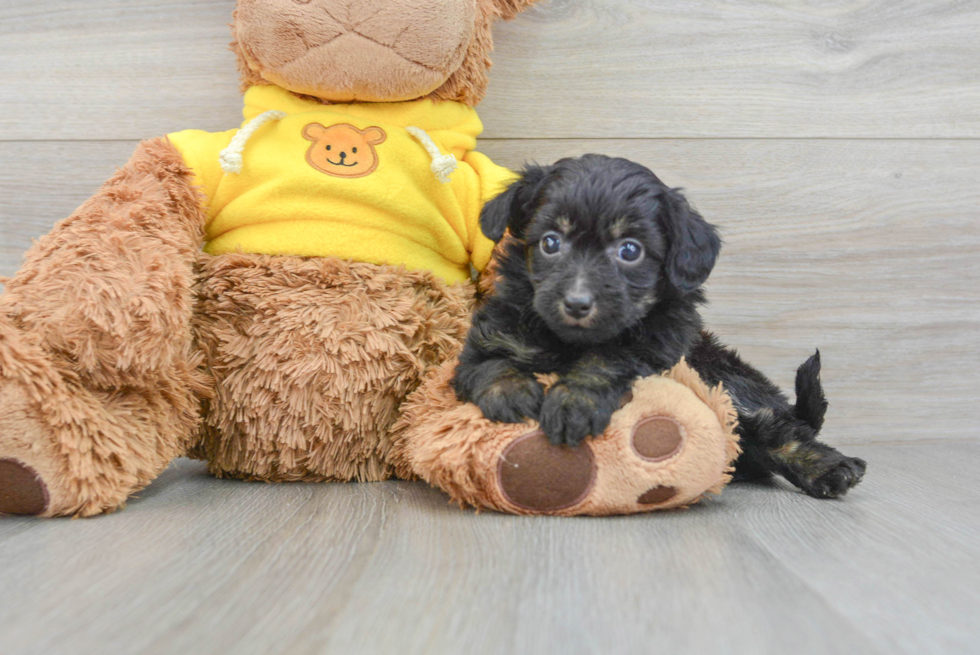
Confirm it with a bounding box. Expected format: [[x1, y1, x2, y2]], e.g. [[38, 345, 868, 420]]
[[304, 485, 886, 655], [0, 443, 977, 655], [2, 138, 976, 444], [2, 0, 980, 140], [0, 141, 136, 274], [733, 442, 980, 655], [0, 0, 243, 141]]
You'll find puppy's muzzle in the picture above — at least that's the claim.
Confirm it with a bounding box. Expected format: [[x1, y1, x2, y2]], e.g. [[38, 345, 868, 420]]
[[561, 291, 595, 323]]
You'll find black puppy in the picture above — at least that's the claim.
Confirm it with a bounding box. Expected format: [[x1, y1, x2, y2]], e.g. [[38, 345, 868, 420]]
[[452, 154, 866, 499]]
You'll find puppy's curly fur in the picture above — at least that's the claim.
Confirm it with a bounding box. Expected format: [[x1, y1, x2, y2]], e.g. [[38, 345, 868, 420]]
[[452, 154, 866, 498]]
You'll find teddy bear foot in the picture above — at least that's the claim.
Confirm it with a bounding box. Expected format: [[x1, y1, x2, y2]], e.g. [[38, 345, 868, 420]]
[[397, 358, 741, 516], [490, 405, 715, 515], [495, 418, 692, 512], [0, 382, 76, 517], [0, 458, 49, 515], [485, 361, 746, 515]]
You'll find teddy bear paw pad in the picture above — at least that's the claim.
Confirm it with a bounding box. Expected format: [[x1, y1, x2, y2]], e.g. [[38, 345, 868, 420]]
[[637, 485, 679, 506], [0, 459, 49, 516], [631, 417, 686, 462], [497, 430, 597, 512]]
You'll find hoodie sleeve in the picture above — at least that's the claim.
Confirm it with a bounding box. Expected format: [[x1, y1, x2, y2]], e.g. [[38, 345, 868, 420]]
[[461, 151, 517, 272], [167, 129, 238, 219]]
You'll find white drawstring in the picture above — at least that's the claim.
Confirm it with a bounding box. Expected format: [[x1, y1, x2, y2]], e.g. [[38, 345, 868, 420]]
[[406, 126, 457, 184], [219, 110, 287, 174]]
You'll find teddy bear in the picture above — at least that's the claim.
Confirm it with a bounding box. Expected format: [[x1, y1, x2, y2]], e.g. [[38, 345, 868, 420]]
[[0, 0, 739, 518]]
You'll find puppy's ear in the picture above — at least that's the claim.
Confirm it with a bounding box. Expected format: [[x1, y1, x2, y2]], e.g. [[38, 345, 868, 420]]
[[480, 164, 550, 242], [661, 189, 721, 293]]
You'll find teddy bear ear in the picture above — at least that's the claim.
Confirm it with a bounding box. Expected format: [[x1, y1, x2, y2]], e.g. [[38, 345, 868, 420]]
[[303, 123, 327, 142], [363, 127, 387, 146], [492, 0, 542, 20]]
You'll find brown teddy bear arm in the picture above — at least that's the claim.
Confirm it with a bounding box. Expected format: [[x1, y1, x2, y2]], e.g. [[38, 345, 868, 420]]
[[0, 137, 208, 389]]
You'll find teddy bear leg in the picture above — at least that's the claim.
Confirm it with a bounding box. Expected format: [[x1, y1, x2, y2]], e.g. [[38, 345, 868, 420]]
[[0, 321, 206, 517], [0, 137, 209, 517], [397, 360, 741, 516]]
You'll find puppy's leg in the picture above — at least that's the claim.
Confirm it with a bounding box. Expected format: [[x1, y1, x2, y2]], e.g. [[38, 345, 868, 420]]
[[452, 317, 547, 425], [452, 358, 545, 424], [687, 333, 867, 498], [540, 353, 637, 446]]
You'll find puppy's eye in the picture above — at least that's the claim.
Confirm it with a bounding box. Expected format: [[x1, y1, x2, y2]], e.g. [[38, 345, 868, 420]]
[[617, 240, 644, 263], [540, 232, 563, 256]]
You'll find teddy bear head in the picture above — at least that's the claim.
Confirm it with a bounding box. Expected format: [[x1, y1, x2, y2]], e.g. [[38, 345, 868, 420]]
[[232, 0, 541, 107]]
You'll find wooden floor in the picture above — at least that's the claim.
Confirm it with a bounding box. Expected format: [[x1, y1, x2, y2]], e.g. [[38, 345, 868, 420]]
[[0, 443, 977, 655], [1, 1, 979, 653]]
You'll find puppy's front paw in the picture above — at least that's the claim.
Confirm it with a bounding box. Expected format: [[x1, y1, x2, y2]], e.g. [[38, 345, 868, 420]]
[[476, 375, 545, 424], [803, 456, 867, 499], [539, 385, 615, 447]]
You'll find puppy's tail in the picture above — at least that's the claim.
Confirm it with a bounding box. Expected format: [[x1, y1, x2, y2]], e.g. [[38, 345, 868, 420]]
[[793, 350, 828, 431]]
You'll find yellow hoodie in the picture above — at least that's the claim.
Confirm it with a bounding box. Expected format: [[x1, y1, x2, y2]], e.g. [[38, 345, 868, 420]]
[[168, 85, 514, 284]]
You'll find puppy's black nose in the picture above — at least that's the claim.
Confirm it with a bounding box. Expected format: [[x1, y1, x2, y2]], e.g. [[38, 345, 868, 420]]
[[563, 293, 594, 319]]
